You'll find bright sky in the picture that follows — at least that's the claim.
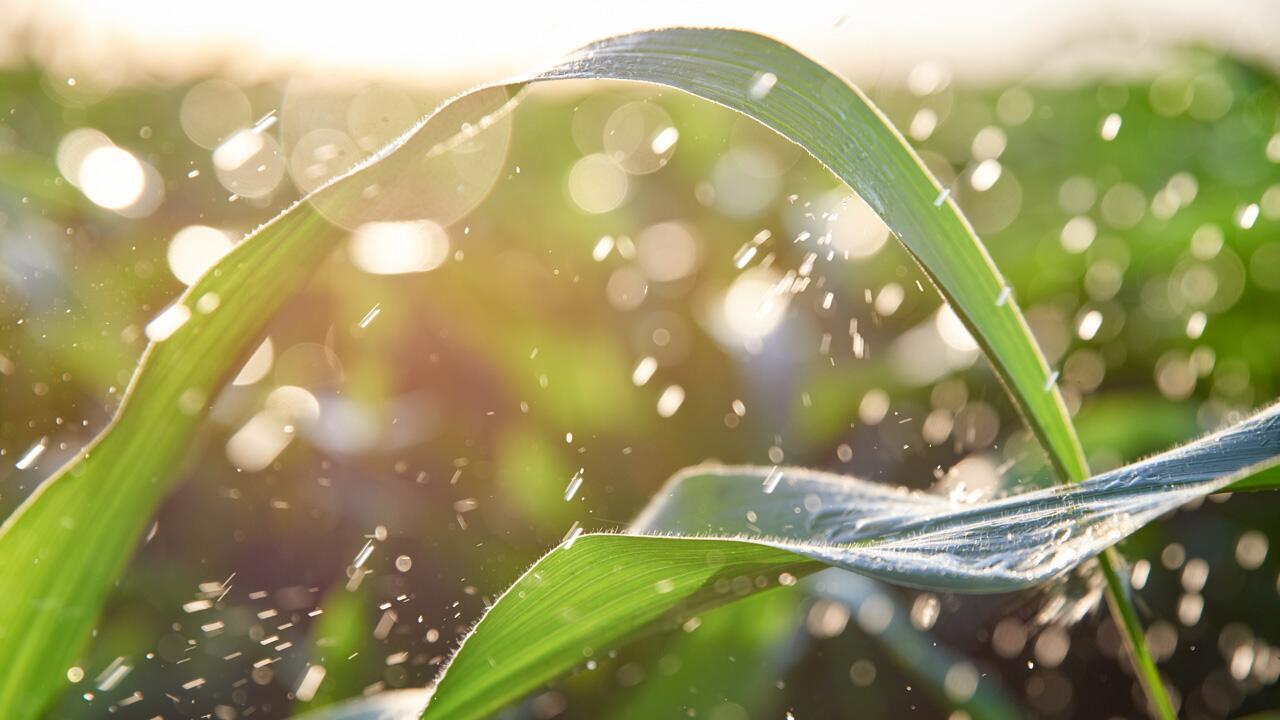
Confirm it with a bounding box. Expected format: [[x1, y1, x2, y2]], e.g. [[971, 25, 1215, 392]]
[[7, 0, 1280, 87]]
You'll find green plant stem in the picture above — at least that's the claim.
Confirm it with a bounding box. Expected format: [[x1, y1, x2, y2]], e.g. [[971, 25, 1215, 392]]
[[1053, 445, 1174, 718], [1051, 422, 1173, 718], [1052, 441, 1174, 718], [1099, 550, 1177, 719]]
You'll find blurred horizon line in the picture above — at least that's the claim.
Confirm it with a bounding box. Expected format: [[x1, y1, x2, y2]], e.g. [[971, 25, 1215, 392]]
[[3, 0, 1280, 91]]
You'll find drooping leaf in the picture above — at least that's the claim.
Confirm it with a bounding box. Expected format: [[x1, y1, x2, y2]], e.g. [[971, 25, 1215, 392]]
[[421, 404, 1280, 718]]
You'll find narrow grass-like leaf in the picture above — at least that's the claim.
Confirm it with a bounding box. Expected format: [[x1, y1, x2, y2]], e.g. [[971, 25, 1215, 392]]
[[422, 404, 1280, 717], [0, 203, 343, 718]]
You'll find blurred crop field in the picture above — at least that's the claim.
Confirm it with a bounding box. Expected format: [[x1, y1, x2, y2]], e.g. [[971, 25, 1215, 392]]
[[3, 8, 1280, 720]]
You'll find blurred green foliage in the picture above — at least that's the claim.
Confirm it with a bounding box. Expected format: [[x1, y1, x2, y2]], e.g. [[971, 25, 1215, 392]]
[[2, 45, 1279, 719]]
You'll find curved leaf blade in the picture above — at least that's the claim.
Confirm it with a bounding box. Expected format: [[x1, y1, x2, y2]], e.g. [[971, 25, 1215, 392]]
[[0, 203, 342, 718], [425, 535, 817, 719], [423, 404, 1280, 717], [536, 28, 1086, 481]]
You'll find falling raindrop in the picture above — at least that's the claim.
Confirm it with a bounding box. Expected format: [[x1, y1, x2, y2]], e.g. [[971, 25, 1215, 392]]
[[14, 437, 47, 470], [762, 466, 783, 494], [564, 469, 584, 501], [656, 385, 685, 417], [358, 304, 382, 329], [631, 356, 657, 386]]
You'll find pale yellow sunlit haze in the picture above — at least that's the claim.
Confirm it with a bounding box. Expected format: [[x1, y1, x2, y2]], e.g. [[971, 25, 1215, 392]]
[[4, 0, 1279, 88]]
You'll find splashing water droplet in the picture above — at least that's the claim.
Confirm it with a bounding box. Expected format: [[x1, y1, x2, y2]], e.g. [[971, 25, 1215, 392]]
[[1238, 203, 1260, 229], [562, 522, 583, 549], [564, 469, 584, 501], [358, 304, 382, 329], [352, 540, 375, 569], [592, 236, 614, 262], [145, 303, 192, 342], [749, 72, 778, 100], [1099, 113, 1122, 141], [15, 437, 47, 470], [631, 356, 657, 386], [656, 385, 685, 417], [762, 466, 783, 494], [650, 127, 679, 154]]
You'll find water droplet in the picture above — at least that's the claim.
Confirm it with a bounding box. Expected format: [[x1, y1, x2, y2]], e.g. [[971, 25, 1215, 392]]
[[631, 356, 657, 386], [762, 466, 783, 494], [562, 522, 583, 549], [14, 437, 47, 470], [592, 235, 614, 262], [656, 385, 685, 417], [1077, 310, 1103, 340], [749, 72, 778, 100], [1100, 113, 1122, 141], [969, 159, 1002, 192], [1043, 370, 1060, 391], [1238, 203, 1260, 229], [1186, 311, 1207, 339], [357, 303, 382, 329], [145, 303, 192, 342], [650, 127, 679, 154], [564, 469, 584, 501], [352, 540, 374, 569]]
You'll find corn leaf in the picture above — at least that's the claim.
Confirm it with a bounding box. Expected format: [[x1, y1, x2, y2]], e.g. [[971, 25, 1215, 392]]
[[422, 402, 1280, 718]]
